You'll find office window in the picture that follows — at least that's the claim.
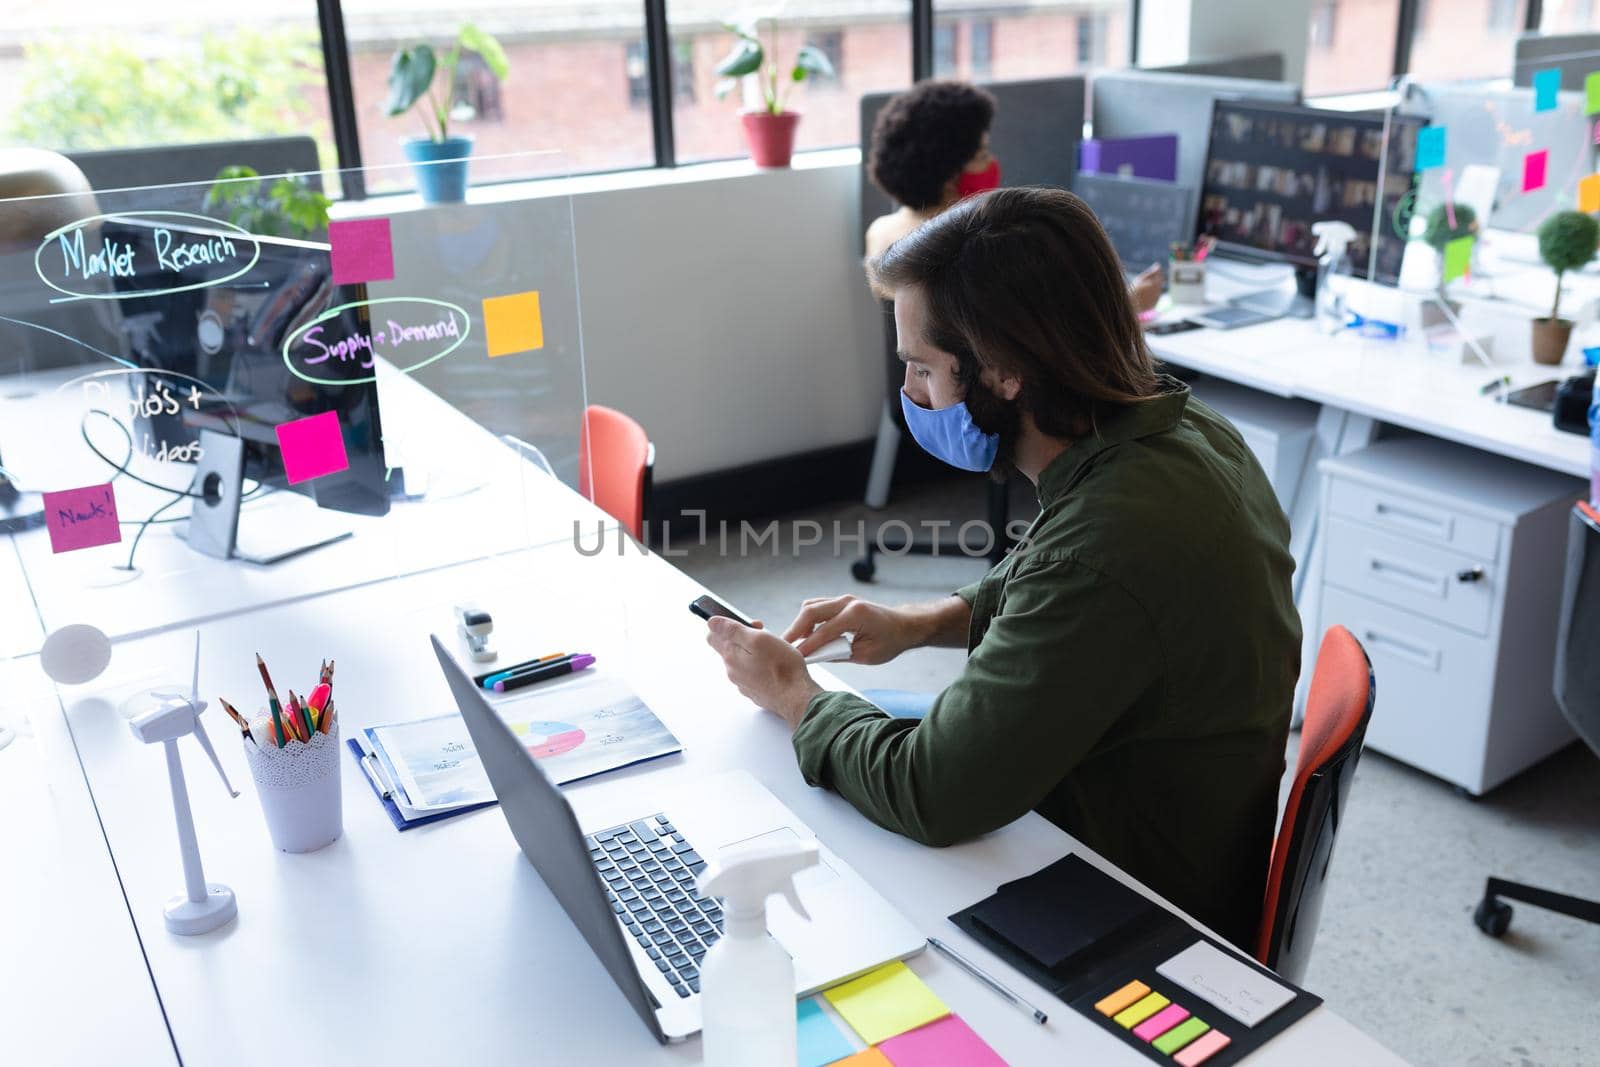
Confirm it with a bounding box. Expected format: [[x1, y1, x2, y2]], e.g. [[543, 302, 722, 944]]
[[340, 0, 654, 187], [626, 40, 696, 108], [971, 20, 995, 78], [1304, 0, 1400, 95], [1409, 0, 1528, 83], [934, 24, 960, 75], [2, 1, 334, 170], [668, 2, 912, 164], [934, 1, 1129, 81]]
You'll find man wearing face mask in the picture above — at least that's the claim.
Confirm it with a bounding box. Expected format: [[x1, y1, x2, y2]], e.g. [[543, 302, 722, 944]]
[[863, 80, 1163, 311], [705, 188, 1300, 948]]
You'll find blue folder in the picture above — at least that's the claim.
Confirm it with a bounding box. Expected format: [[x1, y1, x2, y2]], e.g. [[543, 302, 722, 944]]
[[345, 738, 495, 831]]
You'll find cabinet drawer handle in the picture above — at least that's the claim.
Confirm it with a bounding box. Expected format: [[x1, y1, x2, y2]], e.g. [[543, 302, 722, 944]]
[[1362, 627, 1442, 671], [1372, 501, 1454, 540], [1456, 566, 1485, 583], [1366, 554, 1445, 597]]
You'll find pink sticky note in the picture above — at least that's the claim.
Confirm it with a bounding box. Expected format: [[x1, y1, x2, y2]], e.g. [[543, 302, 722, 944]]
[[878, 1015, 1007, 1067], [43, 482, 121, 554], [1523, 149, 1549, 193], [328, 218, 395, 286], [275, 411, 349, 485], [1133, 1002, 1192, 1042]]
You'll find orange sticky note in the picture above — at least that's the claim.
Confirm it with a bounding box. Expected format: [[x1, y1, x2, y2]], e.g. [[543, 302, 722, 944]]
[[482, 290, 544, 358], [1582, 174, 1600, 214], [835, 1051, 891, 1066]]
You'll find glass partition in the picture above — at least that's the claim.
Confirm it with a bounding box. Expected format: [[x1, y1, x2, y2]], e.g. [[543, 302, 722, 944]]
[[0, 151, 593, 657]]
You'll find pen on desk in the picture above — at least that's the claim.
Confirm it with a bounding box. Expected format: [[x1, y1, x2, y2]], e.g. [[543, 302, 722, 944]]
[[475, 652, 570, 688], [481, 654, 576, 690], [927, 937, 1048, 1025], [1480, 374, 1512, 396], [493, 653, 596, 693]]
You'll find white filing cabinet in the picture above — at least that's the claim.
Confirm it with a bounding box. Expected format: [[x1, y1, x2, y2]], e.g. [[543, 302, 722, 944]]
[[1315, 437, 1583, 795], [1189, 377, 1318, 512]]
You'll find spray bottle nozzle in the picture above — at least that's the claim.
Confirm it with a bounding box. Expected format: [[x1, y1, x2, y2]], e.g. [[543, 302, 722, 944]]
[[697, 836, 820, 922]]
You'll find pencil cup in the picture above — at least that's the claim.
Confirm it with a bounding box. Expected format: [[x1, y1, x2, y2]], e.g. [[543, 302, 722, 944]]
[[1169, 259, 1207, 305], [242, 715, 343, 853]]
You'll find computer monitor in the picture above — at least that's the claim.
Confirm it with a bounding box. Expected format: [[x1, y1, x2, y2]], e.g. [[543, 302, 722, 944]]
[[1513, 32, 1600, 92], [1196, 100, 1424, 291], [98, 215, 389, 561]]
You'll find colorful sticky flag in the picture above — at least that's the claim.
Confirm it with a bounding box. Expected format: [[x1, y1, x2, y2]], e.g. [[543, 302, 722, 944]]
[[328, 218, 395, 286], [797, 998, 858, 1067], [823, 962, 949, 1046], [1443, 234, 1475, 285], [1581, 174, 1600, 214], [1587, 71, 1600, 115], [275, 411, 350, 485], [42, 482, 121, 554], [1523, 149, 1550, 193], [1416, 126, 1446, 171], [877, 1015, 1007, 1067], [1534, 68, 1561, 112], [482, 290, 545, 358]]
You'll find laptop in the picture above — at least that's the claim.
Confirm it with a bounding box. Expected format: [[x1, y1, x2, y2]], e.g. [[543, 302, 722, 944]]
[[431, 636, 925, 1043]]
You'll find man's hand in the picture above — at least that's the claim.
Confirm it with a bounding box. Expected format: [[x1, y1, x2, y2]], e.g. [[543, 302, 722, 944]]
[[782, 595, 919, 665], [706, 616, 823, 729]]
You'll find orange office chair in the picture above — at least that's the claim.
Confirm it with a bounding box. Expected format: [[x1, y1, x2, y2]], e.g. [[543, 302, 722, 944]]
[[578, 405, 653, 542], [1255, 625, 1376, 984]]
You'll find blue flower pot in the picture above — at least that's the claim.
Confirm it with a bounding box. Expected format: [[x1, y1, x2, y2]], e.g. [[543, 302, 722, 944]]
[[403, 136, 474, 203]]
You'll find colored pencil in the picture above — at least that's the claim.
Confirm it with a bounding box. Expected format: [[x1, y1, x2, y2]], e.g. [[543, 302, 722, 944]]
[[218, 698, 256, 746], [257, 652, 287, 748]]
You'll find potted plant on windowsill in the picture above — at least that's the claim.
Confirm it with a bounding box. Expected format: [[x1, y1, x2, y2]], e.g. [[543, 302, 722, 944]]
[[386, 24, 509, 203], [1533, 209, 1600, 365], [714, 15, 835, 168]]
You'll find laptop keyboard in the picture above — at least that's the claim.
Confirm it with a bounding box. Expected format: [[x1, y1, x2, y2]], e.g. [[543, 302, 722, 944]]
[[586, 813, 723, 999]]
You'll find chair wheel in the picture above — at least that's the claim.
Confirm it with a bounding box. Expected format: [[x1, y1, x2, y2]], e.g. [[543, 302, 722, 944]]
[[851, 557, 876, 582], [1474, 897, 1512, 938]]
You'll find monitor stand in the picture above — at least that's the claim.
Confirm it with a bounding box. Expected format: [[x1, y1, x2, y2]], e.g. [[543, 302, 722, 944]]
[[177, 430, 351, 566]]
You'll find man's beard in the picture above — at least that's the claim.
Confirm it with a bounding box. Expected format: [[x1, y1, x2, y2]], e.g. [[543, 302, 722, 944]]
[[962, 376, 1023, 478]]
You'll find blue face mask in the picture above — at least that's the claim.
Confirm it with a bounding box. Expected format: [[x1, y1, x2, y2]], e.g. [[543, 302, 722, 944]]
[[899, 389, 1000, 473]]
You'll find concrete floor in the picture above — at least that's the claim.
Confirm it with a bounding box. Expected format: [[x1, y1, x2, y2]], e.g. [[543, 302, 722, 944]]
[[671, 476, 1600, 1067]]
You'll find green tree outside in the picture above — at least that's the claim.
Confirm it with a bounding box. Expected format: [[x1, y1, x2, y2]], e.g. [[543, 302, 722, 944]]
[[6, 26, 334, 168]]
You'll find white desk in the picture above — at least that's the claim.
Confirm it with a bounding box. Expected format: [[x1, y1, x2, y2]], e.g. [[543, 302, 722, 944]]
[[45, 537, 1403, 1066], [1, 535, 43, 659]]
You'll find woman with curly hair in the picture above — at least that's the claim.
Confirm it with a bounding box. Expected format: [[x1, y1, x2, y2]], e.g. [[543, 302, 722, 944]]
[[864, 80, 1163, 312]]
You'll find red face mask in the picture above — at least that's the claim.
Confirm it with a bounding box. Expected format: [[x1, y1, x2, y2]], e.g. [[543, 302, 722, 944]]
[[957, 159, 1002, 199]]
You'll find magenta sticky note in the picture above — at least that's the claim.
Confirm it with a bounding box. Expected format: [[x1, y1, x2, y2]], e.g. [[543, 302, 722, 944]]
[[878, 1015, 1006, 1067], [1523, 149, 1549, 193], [43, 482, 121, 554], [1133, 1002, 1192, 1042], [328, 218, 395, 286], [275, 411, 349, 485]]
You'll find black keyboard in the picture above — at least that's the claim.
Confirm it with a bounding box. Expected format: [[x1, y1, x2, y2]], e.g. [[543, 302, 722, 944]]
[[586, 813, 723, 999]]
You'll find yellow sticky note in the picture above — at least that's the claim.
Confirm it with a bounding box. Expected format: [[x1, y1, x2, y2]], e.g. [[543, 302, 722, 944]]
[[1581, 173, 1600, 214], [482, 290, 543, 358], [822, 961, 949, 1046]]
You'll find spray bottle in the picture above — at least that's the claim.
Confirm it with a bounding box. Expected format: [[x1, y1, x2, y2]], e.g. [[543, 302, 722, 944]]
[[696, 836, 819, 1067], [1311, 220, 1357, 335]]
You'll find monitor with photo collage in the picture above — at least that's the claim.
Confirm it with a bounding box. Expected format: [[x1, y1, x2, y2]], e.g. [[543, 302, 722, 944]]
[[1196, 100, 1424, 284]]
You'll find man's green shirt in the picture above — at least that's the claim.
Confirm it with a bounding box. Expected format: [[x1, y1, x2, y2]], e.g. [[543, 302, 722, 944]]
[[792, 380, 1300, 947]]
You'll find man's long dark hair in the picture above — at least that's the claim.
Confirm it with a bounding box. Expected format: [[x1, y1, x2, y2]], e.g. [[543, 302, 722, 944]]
[[868, 187, 1162, 451]]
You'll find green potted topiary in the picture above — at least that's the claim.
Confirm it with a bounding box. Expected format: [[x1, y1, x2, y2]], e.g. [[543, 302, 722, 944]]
[[1533, 209, 1600, 365], [386, 24, 509, 203], [714, 15, 835, 168]]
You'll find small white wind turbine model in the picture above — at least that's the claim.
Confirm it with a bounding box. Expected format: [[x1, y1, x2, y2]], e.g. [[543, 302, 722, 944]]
[[125, 630, 241, 934]]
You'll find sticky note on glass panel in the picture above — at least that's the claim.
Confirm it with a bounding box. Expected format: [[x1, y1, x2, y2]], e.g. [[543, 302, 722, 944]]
[[1534, 68, 1561, 113], [1443, 235, 1475, 284], [275, 411, 350, 484], [1580, 174, 1600, 214], [1588, 72, 1600, 115], [43, 482, 121, 554], [482, 291, 544, 358], [1415, 126, 1446, 171], [1523, 149, 1550, 193], [328, 218, 395, 286]]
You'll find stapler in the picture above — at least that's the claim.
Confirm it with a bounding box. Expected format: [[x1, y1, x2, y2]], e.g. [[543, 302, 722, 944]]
[[456, 604, 497, 663]]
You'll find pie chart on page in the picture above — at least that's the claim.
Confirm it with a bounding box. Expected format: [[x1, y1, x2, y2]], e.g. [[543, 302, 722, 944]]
[[512, 720, 586, 758]]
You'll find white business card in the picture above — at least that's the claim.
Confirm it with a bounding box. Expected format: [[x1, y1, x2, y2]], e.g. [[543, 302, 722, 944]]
[[1156, 941, 1295, 1028]]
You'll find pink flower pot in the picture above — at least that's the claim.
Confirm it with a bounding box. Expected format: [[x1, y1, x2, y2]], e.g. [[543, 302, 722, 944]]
[[740, 110, 802, 168]]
